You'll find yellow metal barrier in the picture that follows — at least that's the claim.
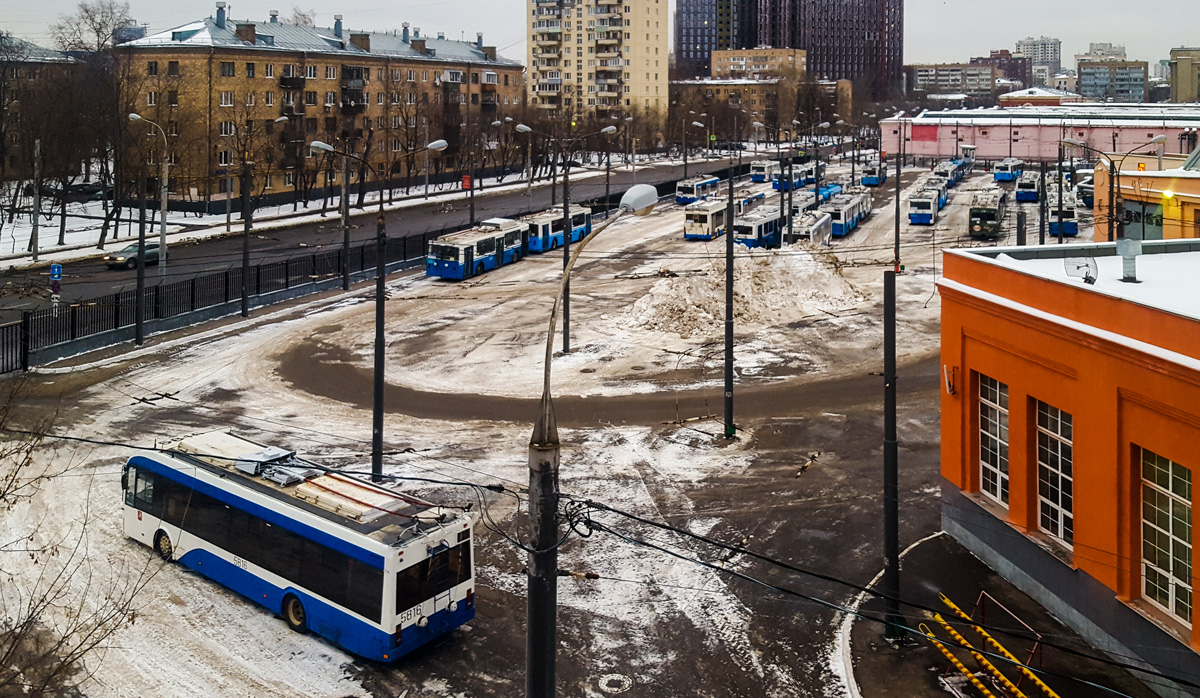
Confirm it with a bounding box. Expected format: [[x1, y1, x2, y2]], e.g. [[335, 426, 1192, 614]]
[[940, 593, 1061, 698], [918, 623, 999, 698], [933, 612, 1030, 698]]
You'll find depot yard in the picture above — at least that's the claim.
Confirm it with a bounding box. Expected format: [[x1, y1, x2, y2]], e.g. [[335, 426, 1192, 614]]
[[6, 161, 1098, 697]]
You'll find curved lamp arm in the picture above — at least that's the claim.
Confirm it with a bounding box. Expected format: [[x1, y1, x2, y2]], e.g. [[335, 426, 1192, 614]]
[[539, 184, 658, 401]]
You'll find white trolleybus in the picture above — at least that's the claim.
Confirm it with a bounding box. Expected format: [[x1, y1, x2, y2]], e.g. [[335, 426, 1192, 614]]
[[683, 199, 730, 241], [675, 175, 721, 204], [750, 160, 782, 183], [520, 206, 592, 253], [426, 218, 525, 280], [123, 431, 476, 663], [783, 210, 833, 246], [908, 188, 941, 225], [733, 205, 785, 249]]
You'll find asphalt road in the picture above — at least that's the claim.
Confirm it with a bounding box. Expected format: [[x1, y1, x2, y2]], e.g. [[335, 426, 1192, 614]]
[[0, 154, 753, 319]]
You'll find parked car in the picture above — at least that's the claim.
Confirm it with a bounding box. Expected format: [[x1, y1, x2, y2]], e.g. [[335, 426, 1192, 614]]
[[103, 242, 165, 269]]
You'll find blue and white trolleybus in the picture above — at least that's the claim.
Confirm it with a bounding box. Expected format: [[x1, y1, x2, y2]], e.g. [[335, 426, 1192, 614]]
[[123, 431, 477, 663], [675, 176, 720, 204], [520, 206, 592, 253], [426, 218, 525, 280]]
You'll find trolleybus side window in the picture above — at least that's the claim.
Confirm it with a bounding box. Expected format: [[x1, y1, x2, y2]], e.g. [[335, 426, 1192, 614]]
[[133, 469, 154, 507], [151, 473, 384, 621], [477, 238, 495, 256], [551, 218, 565, 233], [504, 231, 519, 246], [396, 543, 472, 613], [572, 212, 586, 227]]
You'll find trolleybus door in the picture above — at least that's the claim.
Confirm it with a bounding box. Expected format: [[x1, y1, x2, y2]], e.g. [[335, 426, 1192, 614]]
[[463, 246, 474, 277]]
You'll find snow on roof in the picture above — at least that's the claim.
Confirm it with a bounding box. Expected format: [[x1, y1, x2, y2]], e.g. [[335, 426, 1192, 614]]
[[953, 240, 1200, 324], [1000, 86, 1083, 100], [121, 16, 521, 67], [672, 77, 780, 86], [0, 33, 74, 64], [882, 103, 1200, 128]]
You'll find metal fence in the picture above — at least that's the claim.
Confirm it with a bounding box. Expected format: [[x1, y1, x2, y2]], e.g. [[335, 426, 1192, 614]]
[[0, 230, 445, 374]]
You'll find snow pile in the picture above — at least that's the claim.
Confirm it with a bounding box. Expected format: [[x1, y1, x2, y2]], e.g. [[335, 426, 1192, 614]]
[[620, 245, 866, 338]]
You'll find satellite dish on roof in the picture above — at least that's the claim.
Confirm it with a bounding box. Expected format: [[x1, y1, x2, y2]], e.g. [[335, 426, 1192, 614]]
[[1064, 257, 1098, 285]]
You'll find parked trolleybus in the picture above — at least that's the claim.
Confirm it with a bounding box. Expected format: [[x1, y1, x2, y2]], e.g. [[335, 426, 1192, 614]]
[[782, 210, 833, 246], [426, 218, 525, 280], [993, 158, 1024, 182], [968, 189, 1008, 239], [733, 205, 785, 249], [1015, 171, 1042, 203], [676, 175, 721, 204], [520, 206, 592, 253], [1047, 190, 1079, 237], [790, 191, 818, 217], [934, 160, 964, 187], [822, 190, 872, 237], [122, 431, 476, 663], [908, 188, 941, 225], [750, 160, 781, 183], [683, 199, 730, 241], [861, 162, 888, 187], [772, 169, 803, 191]]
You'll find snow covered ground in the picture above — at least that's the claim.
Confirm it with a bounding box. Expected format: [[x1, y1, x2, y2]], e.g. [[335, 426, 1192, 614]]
[[3, 162, 1086, 697]]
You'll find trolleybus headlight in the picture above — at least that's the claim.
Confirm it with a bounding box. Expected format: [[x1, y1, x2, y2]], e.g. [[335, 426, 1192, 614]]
[[449, 600, 459, 612], [417, 615, 429, 628]]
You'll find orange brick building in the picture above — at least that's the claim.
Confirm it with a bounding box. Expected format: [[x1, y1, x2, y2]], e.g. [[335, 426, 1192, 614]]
[[939, 240, 1200, 693]]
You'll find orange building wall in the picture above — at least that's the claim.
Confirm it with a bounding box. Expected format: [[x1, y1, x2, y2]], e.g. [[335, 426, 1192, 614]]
[[940, 252, 1200, 647]]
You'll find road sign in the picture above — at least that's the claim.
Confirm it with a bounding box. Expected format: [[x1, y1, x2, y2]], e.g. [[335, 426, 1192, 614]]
[[709, 135, 717, 142], [462, 175, 472, 190], [50, 264, 62, 280]]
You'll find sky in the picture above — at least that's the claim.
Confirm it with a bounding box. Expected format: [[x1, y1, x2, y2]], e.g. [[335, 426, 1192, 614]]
[[5, 0, 1196, 68]]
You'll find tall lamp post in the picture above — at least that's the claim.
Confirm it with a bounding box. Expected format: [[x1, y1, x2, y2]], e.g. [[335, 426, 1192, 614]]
[[517, 123, 618, 353], [1063, 135, 1166, 243], [128, 113, 169, 275], [516, 123, 534, 197], [528, 183, 659, 698], [310, 137, 448, 482]]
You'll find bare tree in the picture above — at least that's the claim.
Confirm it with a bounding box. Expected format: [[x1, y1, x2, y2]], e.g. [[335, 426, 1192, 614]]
[[286, 6, 316, 27], [49, 0, 133, 53], [0, 379, 157, 695]]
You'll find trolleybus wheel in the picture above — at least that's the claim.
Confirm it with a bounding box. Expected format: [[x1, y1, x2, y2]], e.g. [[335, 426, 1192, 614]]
[[283, 594, 307, 633], [153, 530, 173, 561], [474, 264, 484, 277]]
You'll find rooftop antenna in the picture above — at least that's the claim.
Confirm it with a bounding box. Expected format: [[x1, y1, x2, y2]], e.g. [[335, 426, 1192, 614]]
[[1064, 257, 1098, 285]]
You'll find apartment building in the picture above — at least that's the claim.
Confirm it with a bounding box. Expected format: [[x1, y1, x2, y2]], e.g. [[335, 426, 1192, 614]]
[[526, 0, 669, 121], [118, 4, 524, 211], [908, 64, 998, 100], [970, 49, 1031, 91], [1078, 60, 1148, 102], [0, 35, 79, 181], [675, 0, 755, 78], [1015, 36, 1061, 76], [710, 46, 805, 80], [1169, 48, 1200, 103]]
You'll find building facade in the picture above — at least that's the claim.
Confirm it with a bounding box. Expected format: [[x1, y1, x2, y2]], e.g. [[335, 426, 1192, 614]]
[[1092, 148, 1200, 242], [674, 0, 755, 78], [527, 0, 668, 120], [119, 6, 524, 211], [907, 64, 997, 100], [879, 104, 1200, 164], [751, 0, 902, 99], [0, 35, 80, 181], [1015, 36, 1061, 75], [1169, 48, 1200, 103], [939, 241, 1200, 697], [1078, 60, 1148, 102], [970, 49, 1031, 92], [997, 86, 1084, 107], [709, 46, 805, 79]]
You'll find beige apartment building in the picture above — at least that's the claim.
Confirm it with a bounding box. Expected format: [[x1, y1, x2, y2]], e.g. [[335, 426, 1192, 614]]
[[119, 4, 524, 210], [710, 47, 805, 80], [907, 63, 998, 100], [1170, 47, 1200, 103], [526, 0, 669, 121]]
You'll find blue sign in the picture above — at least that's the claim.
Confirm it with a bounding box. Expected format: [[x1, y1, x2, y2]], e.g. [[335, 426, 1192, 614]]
[[50, 264, 62, 281]]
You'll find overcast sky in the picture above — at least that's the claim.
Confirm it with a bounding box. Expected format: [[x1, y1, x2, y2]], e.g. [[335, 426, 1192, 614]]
[[5, 0, 1194, 68]]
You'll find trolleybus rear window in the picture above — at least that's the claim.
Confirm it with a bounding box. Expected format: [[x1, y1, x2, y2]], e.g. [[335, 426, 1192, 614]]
[[396, 543, 472, 613]]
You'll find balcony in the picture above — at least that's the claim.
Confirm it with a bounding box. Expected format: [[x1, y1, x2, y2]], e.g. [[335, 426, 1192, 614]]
[[279, 75, 305, 89], [341, 78, 365, 90], [596, 0, 620, 5], [534, 36, 562, 47], [596, 32, 621, 45], [596, 62, 621, 72], [596, 50, 620, 60], [596, 87, 619, 97]]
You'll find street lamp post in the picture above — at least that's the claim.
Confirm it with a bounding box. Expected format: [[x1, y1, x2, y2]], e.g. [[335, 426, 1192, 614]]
[[1063, 135, 1166, 243], [528, 183, 659, 698], [516, 123, 534, 198], [128, 113, 169, 275], [310, 137, 448, 482]]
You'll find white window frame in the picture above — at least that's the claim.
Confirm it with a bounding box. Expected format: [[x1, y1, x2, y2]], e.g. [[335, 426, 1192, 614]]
[[1142, 448, 1193, 626], [978, 374, 1009, 507], [220, 91, 234, 107], [325, 65, 337, 79], [147, 92, 158, 106], [1036, 401, 1073, 547], [265, 64, 275, 78], [245, 92, 256, 106], [305, 65, 318, 79], [219, 120, 235, 136], [218, 150, 230, 166]]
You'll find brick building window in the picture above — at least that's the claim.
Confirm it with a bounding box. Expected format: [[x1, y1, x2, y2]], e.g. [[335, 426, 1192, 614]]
[[219, 120, 235, 136], [146, 91, 158, 106], [245, 92, 255, 106], [246, 63, 255, 78], [1142, 448, 1192, 625], [167, 91, 179, 106], [218, 150, 230, 166], [1036, 401, 1073, 546], [220, 62, 236, 77], [326, 66, 337, 79], [305, 65, 318, 79], [265, 91, 275, 106], [265, 64, 275, 78], [979, 374, 1009, 506], [220, 91, 234, 107], [304, 91, 317, 106], [168, 61, 180, 76], [325, 91, 336, 106], [147, 61, 158, 76]]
